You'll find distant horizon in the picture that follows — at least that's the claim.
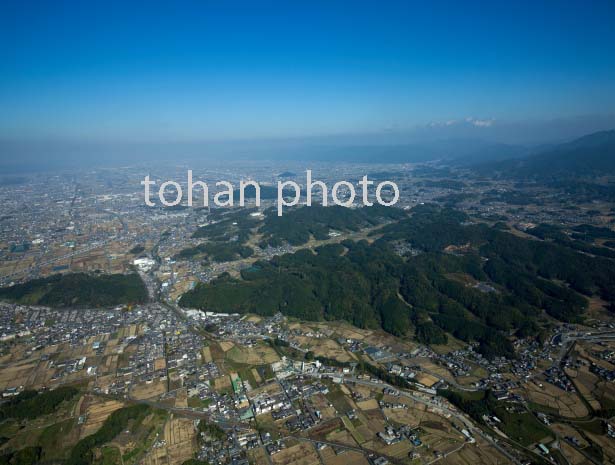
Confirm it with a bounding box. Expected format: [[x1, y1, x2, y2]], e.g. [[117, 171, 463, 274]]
[[0, 114, 614, 173]]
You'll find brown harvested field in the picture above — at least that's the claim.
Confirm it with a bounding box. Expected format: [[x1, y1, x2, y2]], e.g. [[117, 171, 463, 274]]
[[550, 423, 589, 447], [378, 440, 412, 459], [418, 418, 464, 456], [0, 361, 38, 390], [325, 428, 359, 448], [356, 399, 379, 411], [586, 431, 615, 464], [154, 357, 167, 370], [103, 354, 120, 372], [559, 442, 592, 465], [271, 442, 320, 465], [174, 388, 188, 408], [248, 446, 271, 465], [565, 368, 602, 412], [412, 358, 452, 378], [80, 397, 124, 438], [289, 336, 356, 363], [213, 374, 232, 392], [248, 380, 283, 397], [225, 343, 279, 365], [363, 408, 387, 431], [331, 325, 370, 341], [384, 406, 422, 428], [311, 393, 337, 420], [201, 346, 212, 363], [142, 416, 196, 465], [585, 296, 611, 320], [219, 341, 235, 352], [430, 334, 467, 355], [308, 418, 344, 442], [415, 373, 439, 388], [251, 368, 262, 384], [521, 380, 589, 418], [131, 379, 167, 400], [322, 449, 369, 465], [440, 439, 512, 465]]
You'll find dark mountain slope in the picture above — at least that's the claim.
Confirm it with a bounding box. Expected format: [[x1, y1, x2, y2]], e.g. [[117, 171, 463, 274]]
[[476, 129, 615, 179]]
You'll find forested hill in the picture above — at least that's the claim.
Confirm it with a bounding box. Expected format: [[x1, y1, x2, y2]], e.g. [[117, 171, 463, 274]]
[[475, 129, 615, 179], [0, 272, 148, 307], [180, 205, 615, 358], [259, 204, 407, 247]]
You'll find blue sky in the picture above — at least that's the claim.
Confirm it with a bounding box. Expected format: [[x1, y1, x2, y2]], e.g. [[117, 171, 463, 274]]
[[1, 0, 615, 141]]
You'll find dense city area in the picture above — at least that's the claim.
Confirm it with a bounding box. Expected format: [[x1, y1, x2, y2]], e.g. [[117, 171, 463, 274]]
[[1, 147, 615, 465]]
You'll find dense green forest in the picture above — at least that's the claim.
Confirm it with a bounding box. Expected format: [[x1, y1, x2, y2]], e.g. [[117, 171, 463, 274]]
[[258, 204, 407, 247], [175, 242, 254, 262], [180, 205, 615, 358], [178, 208, 258, 262], [0, 446, 42, 465], [0, 386, 79, 421], [180, 204, 407, 263], [192, 208, 259, 242], [0, 273, 148, 307]]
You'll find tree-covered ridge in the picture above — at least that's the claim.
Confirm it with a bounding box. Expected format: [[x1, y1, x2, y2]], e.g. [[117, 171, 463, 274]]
[[0, 272, 148, 307], [181, 205, 407, 263], [68, 404, 151, 465], [192, 208, 260, 242], [178, 208, 259, 263], [524, 223, 615, 259], [259, 204, 407, 247], [0, 386, 79, 421], [180, 205, 615, 358], [175, 242, 254, 263]]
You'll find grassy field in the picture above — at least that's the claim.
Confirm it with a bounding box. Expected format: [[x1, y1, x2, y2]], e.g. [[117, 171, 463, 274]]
[[341, 416, 365, 444], [325, 384, 353, 414], [490, 405, 552, 446]]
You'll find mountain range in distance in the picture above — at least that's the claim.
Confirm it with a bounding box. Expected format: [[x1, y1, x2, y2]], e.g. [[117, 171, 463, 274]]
[[0, 128, 613, 177], [471, 129, 615, 179]]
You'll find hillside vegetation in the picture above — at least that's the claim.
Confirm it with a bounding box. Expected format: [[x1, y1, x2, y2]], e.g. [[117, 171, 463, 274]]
[[180, 205, 615, 358], [0, 272, 148, 307]]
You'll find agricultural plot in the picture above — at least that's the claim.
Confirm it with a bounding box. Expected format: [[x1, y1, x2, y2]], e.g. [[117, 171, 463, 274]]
[[201, 346, 212, 363], [310, 392, 337, 420], [247, 446, 270, 465], [0, 360, 38, 390], [522, 380, 589, 418], [212, 374, 232, 393], [79, 396, 125, 438], [439, 436, 512, 465], [141, 416, 195, 465], [131, 378, 167, 400], [289, 335, 356, 363], [565, 366, 602, 412], [355, 399, 379, 411], [271, 441, 320, 465], [321, 449, 370, 465], [225, 342, 279, 366]]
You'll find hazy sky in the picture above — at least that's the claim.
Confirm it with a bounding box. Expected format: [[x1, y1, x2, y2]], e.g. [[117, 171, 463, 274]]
[[1, 0, 615, 142]]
